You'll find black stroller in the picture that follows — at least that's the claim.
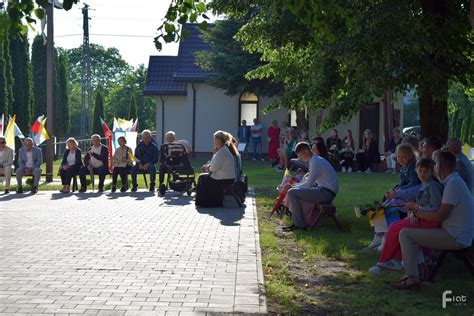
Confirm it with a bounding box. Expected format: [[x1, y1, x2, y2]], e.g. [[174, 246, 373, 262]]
[[158, 143, 195, 196]]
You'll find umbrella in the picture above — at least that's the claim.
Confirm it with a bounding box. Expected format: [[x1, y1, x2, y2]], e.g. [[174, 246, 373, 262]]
[[268, 176, 296, 220]]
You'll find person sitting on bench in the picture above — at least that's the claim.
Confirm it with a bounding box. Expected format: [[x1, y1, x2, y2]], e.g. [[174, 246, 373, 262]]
[[131, 129, 159, 192], [79, 134, 109, 192], [0, 136, 14, 194], [158, 131, 178, 194], [284, 142, 339, 231], [59, 137, 83, 193], [393, 150, 474, 290], [16, 138, 43, 194], [111, 136, 133, 192]]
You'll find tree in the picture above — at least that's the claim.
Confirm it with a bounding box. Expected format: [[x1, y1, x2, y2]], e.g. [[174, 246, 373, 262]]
[[0, 16, 14, 116], [56, 53, 70, 138], [64, 44, 131, 93], [155, 1, 474, 141], [196, 17, 281, 97], [92, 89, 104, 135], [31, 34, 47, 119], [128, 94, 137, 120], [9, 33, 33, 132]]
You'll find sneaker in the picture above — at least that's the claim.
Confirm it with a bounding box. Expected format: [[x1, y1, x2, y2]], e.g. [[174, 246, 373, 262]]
[[31, 186, 38, 194], [368, 265, 383, 275], [367, 234, 383, 249], [377, 235, 385, 252], [131, 185, 138, 192], [342, 167, 346, 173], [16, 186, 23, 194], [377, 260, 403, 271], [347, 167, 352, 172]]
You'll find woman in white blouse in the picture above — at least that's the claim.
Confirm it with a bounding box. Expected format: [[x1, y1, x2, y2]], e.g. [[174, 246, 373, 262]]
[[197, 131, 236, 207], [59, 138, 83, 193]]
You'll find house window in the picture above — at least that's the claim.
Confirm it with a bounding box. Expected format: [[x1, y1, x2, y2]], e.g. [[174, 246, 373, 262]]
[[239, 92, 259, 126]]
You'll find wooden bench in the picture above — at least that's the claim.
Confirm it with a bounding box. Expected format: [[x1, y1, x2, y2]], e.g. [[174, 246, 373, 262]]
[[428, 248, 474, 281], [304, 203, 342, 230]]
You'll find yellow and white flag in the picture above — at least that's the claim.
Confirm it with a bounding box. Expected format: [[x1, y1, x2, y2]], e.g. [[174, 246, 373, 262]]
[[33, 116, 50, 145]]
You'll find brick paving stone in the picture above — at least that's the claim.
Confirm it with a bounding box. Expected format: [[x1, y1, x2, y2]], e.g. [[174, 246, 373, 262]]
[[0, 190, 266, 314]]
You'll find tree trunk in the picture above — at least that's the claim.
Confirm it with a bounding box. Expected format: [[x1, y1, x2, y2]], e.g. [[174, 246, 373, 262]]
[[418, 81, 449, 142], [296, 109, 308, 132]]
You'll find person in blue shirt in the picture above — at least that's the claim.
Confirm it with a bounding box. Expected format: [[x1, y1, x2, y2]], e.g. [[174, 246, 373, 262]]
[[131, 130, 159, 192], [237, 120, 251, 158]]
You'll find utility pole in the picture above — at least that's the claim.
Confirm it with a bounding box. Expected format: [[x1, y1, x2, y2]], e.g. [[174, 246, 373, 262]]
[[45, 0, 55, 182], [81, 3, 92, 137]]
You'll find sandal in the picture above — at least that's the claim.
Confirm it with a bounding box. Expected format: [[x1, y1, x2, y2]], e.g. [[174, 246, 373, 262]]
[[391, 277, 421, 290]]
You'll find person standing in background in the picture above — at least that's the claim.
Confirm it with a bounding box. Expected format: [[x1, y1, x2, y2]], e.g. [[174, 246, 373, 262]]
[[251, 118, 264, 161], [267, 120, 280, 164]]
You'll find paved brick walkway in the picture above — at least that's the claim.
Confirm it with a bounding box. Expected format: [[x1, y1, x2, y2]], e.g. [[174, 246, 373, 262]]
[[0, 190, 266, 315]]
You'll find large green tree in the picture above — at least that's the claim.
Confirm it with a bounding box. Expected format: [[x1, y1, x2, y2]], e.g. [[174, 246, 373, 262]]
[[128, 94, 137, 121], [0, 13, 14, 116], [9, 33, 33, 132], [196, 17, 281, 97], [155, 0, 474, 141], [56, 53, 70, 138], [92, 89, 104, 135], [64, 44, 131, 93], [31, 34, 46, 119]]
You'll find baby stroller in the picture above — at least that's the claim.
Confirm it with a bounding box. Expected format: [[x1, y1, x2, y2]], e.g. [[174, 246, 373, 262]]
[[159, 143, 195, 196]]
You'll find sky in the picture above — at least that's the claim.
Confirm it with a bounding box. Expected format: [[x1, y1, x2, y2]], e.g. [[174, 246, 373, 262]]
[[38, 0, 182, 67]]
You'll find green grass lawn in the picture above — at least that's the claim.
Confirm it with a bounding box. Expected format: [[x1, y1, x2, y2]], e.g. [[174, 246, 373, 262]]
[[2, 159, 473, 314], [245, 160, 474, 314]]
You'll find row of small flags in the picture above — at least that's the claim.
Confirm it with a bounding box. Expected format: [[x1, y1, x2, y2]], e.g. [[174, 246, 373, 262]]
[[0, 114, 50, 151]]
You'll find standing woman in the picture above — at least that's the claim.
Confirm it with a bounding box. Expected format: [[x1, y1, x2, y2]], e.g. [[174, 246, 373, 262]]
[[111, 136, 133, 192], [59, 138, 83, 193], [267, 120, 280, 164], [340, 129, 355, 172], [356, 129, 380, 172]]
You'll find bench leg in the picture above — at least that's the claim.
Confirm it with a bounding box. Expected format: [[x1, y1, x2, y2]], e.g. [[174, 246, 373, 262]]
[[461, 251, 474, 277], [230, 185, 243, 207], [428, 251, 448, 282], [331, 215, 342, 231]]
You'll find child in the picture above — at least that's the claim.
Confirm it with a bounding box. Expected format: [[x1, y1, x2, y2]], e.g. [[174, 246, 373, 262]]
[[368, 158, 442, 274], [367, 144, 421, 250]]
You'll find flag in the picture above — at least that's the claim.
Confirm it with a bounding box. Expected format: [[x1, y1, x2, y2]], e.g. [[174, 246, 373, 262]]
[[100, 117, 112, 138], [4, 115, 16, 151], [0, 114, 3, 136], [13, 121, 25, 139], [33, 117, 50, 145], [31, 115, 45, 134], [100, 117, 113, 173], [116, 118, 133, 131], [131, 118, 138, 132]]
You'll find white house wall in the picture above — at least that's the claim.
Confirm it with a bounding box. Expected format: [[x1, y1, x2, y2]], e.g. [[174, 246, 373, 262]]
[[155, 95, 191, 145], [155, 85, 403, 154]]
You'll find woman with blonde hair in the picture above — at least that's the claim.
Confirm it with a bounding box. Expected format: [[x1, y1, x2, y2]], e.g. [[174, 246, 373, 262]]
[[196, 130, 236, 207], [59, 137, 83, 193]]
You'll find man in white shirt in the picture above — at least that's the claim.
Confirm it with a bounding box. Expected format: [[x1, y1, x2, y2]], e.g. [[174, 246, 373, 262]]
[[251, 118, 264, 161], [0, 136, 14, 194], [285, 142, 339, 231]]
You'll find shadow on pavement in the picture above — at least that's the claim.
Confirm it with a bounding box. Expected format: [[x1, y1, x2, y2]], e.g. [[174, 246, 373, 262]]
[[196, 205, 245, 226]]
